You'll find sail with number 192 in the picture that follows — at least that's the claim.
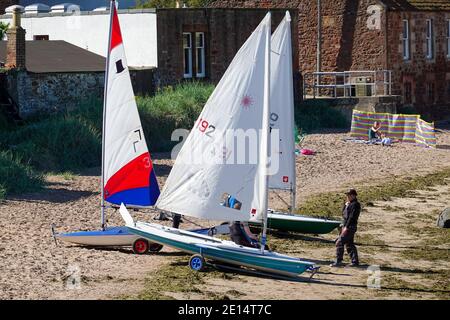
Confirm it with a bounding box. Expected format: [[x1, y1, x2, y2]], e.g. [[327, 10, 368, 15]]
[[155, 14, 271, 223]]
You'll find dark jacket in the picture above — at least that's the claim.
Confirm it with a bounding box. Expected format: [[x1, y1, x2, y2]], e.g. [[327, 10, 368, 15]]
[[342, 199, 361, 229]]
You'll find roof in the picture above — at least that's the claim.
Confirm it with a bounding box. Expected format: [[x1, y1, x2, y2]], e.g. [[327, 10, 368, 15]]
[[0, 40, 106, 73], [380, 0, 450, 11]]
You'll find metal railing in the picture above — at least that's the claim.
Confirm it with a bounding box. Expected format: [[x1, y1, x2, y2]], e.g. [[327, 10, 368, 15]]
[[303, 70, 393, 99]]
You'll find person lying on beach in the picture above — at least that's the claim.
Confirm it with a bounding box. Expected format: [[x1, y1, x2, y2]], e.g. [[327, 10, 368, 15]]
[[368, 121, 382, 141]]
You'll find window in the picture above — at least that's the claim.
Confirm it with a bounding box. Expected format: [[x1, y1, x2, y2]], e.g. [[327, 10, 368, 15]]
[[426, 19, 434, 60], [404, 82, 412, 104], [34, 35, 49, 40], [183, 31, 207, 79], [183, 32, 193, 78], [402, 20, 410, 60], [196, 32, 206, 78], [447, 19, 450, 58]]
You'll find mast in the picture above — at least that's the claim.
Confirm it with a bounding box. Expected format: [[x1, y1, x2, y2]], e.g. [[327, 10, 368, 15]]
[[287, 12, 296, 215], [260, 12, 271, 254], [101, 0, 115, 230]]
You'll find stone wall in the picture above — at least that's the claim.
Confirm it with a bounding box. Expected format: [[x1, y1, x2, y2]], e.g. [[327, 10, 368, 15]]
[[386, 10, 450, 116], [210, 1, 450, 118], [4, 69, 155, 118], [209, 0, 387, 73], [155, 8, 300, 97], [5, 71, 105, 117]]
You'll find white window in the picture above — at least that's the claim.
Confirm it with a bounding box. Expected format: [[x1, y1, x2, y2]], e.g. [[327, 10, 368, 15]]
[[183, 32, 193, 78], [426, 19, 434, 60], [446, 19, 450, 58], [195, 32, 206, 78], [402, 20, 410, 60]]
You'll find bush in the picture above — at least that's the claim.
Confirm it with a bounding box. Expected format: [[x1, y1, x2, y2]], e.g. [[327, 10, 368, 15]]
[[295, 99, 348, 133], [0, 151, 43, 198], [137, 82, 214, 151], [0, 117, 101, 171]]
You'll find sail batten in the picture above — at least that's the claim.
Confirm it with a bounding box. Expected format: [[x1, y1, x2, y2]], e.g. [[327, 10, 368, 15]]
[[102, 2, 160, 208]]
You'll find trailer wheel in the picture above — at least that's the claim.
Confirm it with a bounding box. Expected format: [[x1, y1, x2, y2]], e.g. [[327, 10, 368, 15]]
[[132, 238, 149, 254], [149, 242, 163, 253], [189, 254, 206, 272]]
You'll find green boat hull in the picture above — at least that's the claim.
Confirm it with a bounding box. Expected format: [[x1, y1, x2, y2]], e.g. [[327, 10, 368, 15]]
[[250, 212, 341, 234]]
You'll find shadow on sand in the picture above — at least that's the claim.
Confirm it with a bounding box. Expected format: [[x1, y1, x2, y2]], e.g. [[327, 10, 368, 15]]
[[8, 188, 97, 204]]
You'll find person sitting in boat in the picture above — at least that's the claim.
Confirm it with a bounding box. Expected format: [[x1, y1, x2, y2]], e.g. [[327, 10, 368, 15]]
[[229, 221, 260, 249], [222, 194, 260, 249], [368, 121, 382, 142]]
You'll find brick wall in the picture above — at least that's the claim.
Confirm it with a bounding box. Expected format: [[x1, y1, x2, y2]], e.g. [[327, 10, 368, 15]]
[[5, 26, 25, 69], [209, 0, 386, 73], [387, 10, 450, 116], [210, 1, 450, 117], [155, 8, 299, 95], [0, 1, 17, 14]]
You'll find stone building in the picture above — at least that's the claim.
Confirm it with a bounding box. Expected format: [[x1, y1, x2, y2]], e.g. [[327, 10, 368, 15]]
[[155, 8, 298, 87], [209, 0, 450, 117]]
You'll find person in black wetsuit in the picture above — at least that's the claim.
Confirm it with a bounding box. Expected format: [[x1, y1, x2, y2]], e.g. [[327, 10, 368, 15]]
[[172, 213, 182, 229], [229, 221, 260, 248], [330, 189, 361, 267], [223, 194, 260, 249]]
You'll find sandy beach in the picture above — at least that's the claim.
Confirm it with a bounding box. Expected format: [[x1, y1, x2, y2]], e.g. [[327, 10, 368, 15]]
[[1, 128, 449, 300]]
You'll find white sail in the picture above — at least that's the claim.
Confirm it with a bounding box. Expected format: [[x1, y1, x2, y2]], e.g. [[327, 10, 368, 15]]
[[268, 12, 296, 194], [156, 13, 272, 222]]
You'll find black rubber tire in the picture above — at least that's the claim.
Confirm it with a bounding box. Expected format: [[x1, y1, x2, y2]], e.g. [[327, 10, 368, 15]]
[[148, 242, 163, 253], [132, 238, 149, 254], [189, 254, 206, 272]]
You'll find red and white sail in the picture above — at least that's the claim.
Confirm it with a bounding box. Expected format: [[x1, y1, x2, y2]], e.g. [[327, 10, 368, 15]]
[[102, 2, 159, 207]]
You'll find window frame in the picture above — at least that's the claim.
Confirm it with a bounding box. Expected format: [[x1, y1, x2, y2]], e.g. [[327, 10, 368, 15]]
[[402, 19, 410, 60], [446, 19, 450, 59], [425, 19, 434, 60], [183, 32, 193, 79], [195, 32, 206, 78]]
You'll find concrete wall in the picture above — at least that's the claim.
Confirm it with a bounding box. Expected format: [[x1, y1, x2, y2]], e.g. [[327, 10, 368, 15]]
[[17, 1, 138, 10], [0, 9, 158, 68]]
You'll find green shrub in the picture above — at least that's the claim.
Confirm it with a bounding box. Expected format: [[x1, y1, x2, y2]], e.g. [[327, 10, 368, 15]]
[[0, 151, 43, 197], [295, 99, 348, 132], [0, 117, 101, 171], [137, 82, 214, 151]]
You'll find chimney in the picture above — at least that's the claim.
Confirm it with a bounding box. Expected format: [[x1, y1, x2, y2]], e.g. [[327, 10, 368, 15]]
[[6, 6, 26, 70], [175, 1, 180, 8]]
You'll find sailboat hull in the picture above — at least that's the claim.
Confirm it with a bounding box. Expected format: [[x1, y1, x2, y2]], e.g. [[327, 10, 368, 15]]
[[127, 221, 316, 278], [55, 227, 140, 247], [250, 212, 341, 235]]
